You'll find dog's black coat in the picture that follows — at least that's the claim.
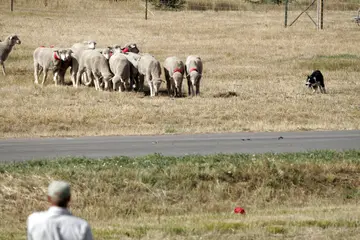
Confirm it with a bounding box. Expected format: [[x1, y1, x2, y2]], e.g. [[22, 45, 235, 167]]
[[306, 70, 326, 93]]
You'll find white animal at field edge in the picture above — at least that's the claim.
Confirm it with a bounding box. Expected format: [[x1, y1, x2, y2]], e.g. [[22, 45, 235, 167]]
[[0, 34, 21, 76]]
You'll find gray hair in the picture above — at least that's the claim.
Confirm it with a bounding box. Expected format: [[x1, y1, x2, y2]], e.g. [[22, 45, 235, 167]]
[[48, 181, 71, 202]]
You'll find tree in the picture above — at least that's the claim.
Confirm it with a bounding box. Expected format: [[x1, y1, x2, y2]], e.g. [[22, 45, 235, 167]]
[[148, 0, 186, 10]]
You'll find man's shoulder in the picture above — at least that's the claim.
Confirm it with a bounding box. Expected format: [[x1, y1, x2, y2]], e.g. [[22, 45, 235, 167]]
[[27, 210, 49, 227], [64, 214, 91, 227], [27, 210, 47, 221]]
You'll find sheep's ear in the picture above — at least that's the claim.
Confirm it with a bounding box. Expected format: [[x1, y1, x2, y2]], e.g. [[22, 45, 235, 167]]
[[68, 49, 73, 54]]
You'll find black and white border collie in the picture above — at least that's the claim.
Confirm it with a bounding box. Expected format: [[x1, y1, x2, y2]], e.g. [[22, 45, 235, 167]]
[[306, 70, 326, 94]]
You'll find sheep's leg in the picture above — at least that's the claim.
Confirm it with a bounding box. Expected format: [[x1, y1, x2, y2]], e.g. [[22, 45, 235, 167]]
[[41, 69, 48, 86], [139, 74, 145, 92], [166, 79, 171, 97], [71, 60, 79, 87], [119, 78, 126, 92], [34, 63, 40, 84], [120, 82, 125, 92], [134, 73, 139, 91], [84, 69, 93, 87], [190, 84, 195, 97], [103, 77, 110, 91], [1, 61, 6, 76], [178, 81, 183, 97], [146, 75, 154, 97], [53, 71, 59, 86], [93, 72, 101, 91], [129, 75, 135, 91], [195, 81, 200, 96], [187, 79, 191, 97], [164, 69, 171, 97], [76, 65, 86, 88], [38, 67, 43, 76], [171, 80, 176, 98], [57, 70, 65, 85], [112, 76, 121, 92]]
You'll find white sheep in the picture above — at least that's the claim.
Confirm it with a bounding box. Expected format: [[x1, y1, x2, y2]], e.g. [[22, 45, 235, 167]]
[[185, 55, 203, 97], [70, 40, 96, 86], [0, 34, 21, 76], [76, 49, 113, 91], [163, 56, 185, 97], [33, 47, 72, 85], [137, 54, 163, 97], [109, 52, 131, 92]]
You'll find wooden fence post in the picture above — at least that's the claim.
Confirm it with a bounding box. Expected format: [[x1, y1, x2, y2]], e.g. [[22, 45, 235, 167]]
[[317, 0, 324, 30], [284, 0, 289, 27], [10, 0, 14, 11], [145, 0, 148, 20]]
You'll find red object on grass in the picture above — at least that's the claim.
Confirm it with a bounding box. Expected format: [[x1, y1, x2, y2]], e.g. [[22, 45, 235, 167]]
[[234, 207, 245, 214]]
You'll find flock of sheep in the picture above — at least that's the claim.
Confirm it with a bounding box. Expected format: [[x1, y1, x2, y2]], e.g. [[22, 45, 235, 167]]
[[0, 34, 203, 97]]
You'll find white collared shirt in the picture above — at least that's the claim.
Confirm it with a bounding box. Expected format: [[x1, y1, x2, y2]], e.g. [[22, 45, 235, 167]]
[[27, 206, 93, 240]]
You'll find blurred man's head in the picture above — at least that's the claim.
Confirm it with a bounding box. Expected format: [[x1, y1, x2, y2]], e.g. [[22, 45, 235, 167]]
[[47, 181, 71, 208]]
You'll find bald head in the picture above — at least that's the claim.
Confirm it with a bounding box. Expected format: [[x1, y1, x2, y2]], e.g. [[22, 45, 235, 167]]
[[47, 181, 71, 207]]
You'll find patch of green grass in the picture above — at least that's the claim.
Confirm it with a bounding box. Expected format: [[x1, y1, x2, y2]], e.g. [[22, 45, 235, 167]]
[[294, 220, 360, 229], [164, 125, 177, 133], [299, 54, 360, 71], [165, 226, 189, 235], [266, 225, 288, 234], [205, 222, 249, 233], [317, 54, 360, 59]]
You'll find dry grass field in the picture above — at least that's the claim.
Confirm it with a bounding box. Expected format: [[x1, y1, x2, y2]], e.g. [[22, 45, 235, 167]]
[[0, 1, 359, 138], [1, 151, 360, 239]]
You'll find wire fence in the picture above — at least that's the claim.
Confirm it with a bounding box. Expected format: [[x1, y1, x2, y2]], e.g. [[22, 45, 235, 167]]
[[2, 0, 359, 12]]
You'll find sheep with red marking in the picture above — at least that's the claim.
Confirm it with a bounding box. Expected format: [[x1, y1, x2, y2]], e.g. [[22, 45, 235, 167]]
[[163, 56, 185, 97], [185, 55, 203, 97], [33, 47, 72, 85]]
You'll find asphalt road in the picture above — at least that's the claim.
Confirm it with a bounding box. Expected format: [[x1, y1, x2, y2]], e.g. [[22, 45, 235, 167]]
[[0, 130, 360, 162]]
